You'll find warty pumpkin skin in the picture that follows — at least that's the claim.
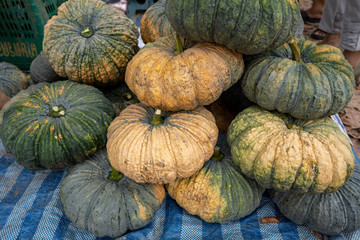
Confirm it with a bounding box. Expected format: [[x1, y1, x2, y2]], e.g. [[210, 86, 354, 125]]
[[165, 0, 300, 55], [270, 163, 360, 235], [125, 36, 244, 111], [140, 0, 174, 43], [166, 134, 264, 224], [107, 103, 219, 184], [241, 39, 354, 120], [0, 80, 115, 170], [227, 105, 355, 194], [43, 0, 139, 87], [0, 62, 28, 97], [61, 148, 165, 238]]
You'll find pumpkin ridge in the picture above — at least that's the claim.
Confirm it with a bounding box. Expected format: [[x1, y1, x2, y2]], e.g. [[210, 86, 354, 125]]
[[161, 124, 178, 177]]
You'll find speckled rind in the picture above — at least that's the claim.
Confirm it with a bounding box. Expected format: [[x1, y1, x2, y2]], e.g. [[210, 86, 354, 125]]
[[61, 148, 165, 238]]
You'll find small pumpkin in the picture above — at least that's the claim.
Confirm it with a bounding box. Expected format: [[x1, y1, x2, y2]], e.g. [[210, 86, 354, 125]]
[[61, 148, 165, 238], [101, 81, 139, 116], [125, 35, 244, 111], [241, 39, 354, 120], [0, 62, 28, 97], [107, 103, 219, 184], [270, 163, 360, 235], [227, 105, 355, 194], [166, 134, 264, 223], [140, 0, 174, 43], [0, 80, 115, 170], [30, 51, 65, 84], [43, 0, 139, 86], [165, 0, 301, 55]]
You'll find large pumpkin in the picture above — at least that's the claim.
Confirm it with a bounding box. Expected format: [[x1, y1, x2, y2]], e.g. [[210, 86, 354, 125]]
[[0, 62, 28, 97], [125, 36, 244, 111], [61, 148, 165, 238], [0, 80, 115, 170], [241, 39, 354, 120], [140, 0, 174, 43], [166, 134, 264, 223], [43, 0, 139, 86], [270, 163, 360, 235], [165, 0, 300, 55], [107, 103, 219, 184], [227, 105, 355, 194]]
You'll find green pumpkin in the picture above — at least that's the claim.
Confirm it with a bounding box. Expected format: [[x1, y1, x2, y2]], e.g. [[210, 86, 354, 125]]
[[0, 62, 28, 97], [43, 0, 139, 87], [270, 163, 360, 235], [227, 105, 355, 194], [0, 80, 115, 170], [30, 51, 65, 84], [140, 0, 174, 43], [61, 148, 165, 238], [166, 134, 264, 223], [241, 39, 354, 120], [165, 0, 300, 55]]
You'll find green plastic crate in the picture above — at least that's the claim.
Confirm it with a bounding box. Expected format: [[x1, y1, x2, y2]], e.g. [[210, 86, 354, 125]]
[[0, 0, 67, 70]]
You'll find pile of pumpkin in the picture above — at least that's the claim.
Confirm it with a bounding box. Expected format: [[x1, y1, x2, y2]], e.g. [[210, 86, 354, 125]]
[[0, 0, 359, 238]]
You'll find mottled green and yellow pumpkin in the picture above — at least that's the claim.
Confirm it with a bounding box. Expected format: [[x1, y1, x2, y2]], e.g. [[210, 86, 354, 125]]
[[30, 51, 65, 84], [227, 106, 355, 194], [140, 0, 174, 43], [241, 39, 354, 120], [61, 148, 165, 238], [107, 103, 218, 184], [43, 0, 139, 86], [165, 0, 300, 55], [270, 163, 360, 235], [101, 81, 139, 116], [167, 134, 264, 223], [0, 62, 28, 97], [125, 36, 244, 111], [0, 80, 115, 170]]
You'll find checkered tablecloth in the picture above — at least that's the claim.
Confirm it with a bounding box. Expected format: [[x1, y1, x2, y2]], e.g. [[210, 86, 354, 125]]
[[0, 114, 359, 240]]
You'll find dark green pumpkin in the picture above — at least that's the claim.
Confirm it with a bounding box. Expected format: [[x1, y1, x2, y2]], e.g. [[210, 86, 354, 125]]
[[0, 80, 115, 170], [165, 0, 301, 55], [0, 62, 28, 97], [227, 105, 355, 194], [43, 0, 139, 87], [166, 134, 264, 223], [61, 148, 165, 238], [140, 0, 174, 43], [270, 163, 360, 235], [241, 39, 354, 120], [30, 51, 66, 84]]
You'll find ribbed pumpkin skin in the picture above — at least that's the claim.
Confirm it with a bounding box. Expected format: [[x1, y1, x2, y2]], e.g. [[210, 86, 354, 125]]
[[107, 103, 219, 184], [0, 80, 115, 170], [125, 36, 244, 111], [43, 0, 139, 86], [227, 106, 355, 194], [166, 134, 264, 223], [241, 40, 354, 120], [30, 51, 65, 84], [270, 163, 360, 235], [165, 0, 300, 55], [0, 62, 28, 97], [61, 148, 165, 238], [140, 0, 174, 43]]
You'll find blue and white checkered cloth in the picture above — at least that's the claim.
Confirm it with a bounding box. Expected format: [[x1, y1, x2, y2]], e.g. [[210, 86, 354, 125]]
[[1, 114, 359, 240]]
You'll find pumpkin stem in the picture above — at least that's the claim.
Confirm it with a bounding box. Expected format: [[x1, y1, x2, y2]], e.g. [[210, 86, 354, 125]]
[[80, 26, 94, 38], [150, 109, 164, 126], [49, 105, 66, 117], [288, 39, 301, 63], [286, 123, 303, 131], [123, 92, 132, 100], [174, 33, 184, 55], [212, 146, 225, 161], [108, 166, 124, 182]]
